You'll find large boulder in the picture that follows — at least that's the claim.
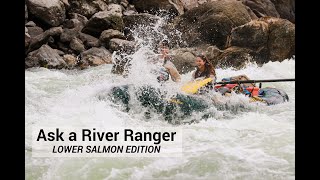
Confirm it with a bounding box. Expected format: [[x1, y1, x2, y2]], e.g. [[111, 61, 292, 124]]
[[108, 38, 136, 52], [173, 0, 252, 49], [123, 4, 138, 16], [123, 13, 160, 29], [211, 46, 254, 69], [229, 17, 295, 62], [78, 47, 113, 69], [68, 0, 108, 18], [270, 0, 295, 23], [267, 17, 295, 61], [26, 26, 44, 38], [78, 32, 100, 48], [123, 13, 163, 43], [171, 48, 198, 73], [179, 0, 199, 11], [228, 20, 269, 50], [26, 0, 66, 27], [60, 15, 87, 42], [25, 44, 67, 69], [69, 37, 86, 53], [130, 0, 184, 16], [27, 27, 63, 53], [241, 0, 280, 18], [82, 4, 124, 37], [59, 16, 98, 51], [63, 54, 78, 68], [99, 29, 125, 45], [60, 28, 80, 43]]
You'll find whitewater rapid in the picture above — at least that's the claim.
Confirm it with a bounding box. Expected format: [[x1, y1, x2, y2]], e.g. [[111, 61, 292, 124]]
[[25, 59, 295, 180]]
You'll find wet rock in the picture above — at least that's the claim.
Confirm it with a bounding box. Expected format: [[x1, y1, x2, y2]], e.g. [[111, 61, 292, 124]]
[[123, 13, 160, 29], [78, 47, 113, 69], [130, 0, 184, 17], [25, 44, 67, 69], [63, 54, 77, 67], [99, 29, 125, 45], [108, 38, 136, 52]]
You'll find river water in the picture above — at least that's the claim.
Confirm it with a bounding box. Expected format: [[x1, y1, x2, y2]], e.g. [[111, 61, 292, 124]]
[[25, 15, 294, 180], [25, 58, 294, 179]]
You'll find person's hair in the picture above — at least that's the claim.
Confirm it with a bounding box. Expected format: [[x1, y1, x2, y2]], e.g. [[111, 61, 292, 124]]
[[160, 39, 169, 48], [196, 54, 216, 77]]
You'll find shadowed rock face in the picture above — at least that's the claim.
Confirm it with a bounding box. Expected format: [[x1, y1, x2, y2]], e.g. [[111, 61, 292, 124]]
[[213, 46, 254, 69], [270, 0, 295, 23], [27, 27, 63, 54], [174, 0, 252, 49], [229, 17, 295, 62], [25, 44, 67, 69], [123, 13, 160, 29], [266, 17, 295, 61], [82, 4, 124, 37], [241, 0, 295, 23], [241, 0, 280, 18], [27, 0, 66, 27], [130, 0, 184, 17], [78, 47, 113, 69], [68, 0, 108, 18], [229, 20, 270, 50]]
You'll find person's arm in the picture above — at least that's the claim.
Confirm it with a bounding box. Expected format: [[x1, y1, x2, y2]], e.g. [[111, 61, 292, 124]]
[[208, 74, 216, 82], [164, 61, 181, 82], [191, 70, 196, 80], [208, 70, 216, 83]]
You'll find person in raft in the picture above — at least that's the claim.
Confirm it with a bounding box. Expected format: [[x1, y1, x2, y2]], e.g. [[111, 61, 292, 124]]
[[189, 53, 217, 93], [216, 75, 257, 96], [154, 39, 181, 83], [192, 54, 217, 82]]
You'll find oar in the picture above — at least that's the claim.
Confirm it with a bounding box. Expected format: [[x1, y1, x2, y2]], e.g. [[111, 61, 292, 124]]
[[214, 78, 295, 85]]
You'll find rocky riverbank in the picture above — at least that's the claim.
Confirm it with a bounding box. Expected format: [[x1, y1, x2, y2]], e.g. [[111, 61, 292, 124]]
[[25, 0, 295, 73]]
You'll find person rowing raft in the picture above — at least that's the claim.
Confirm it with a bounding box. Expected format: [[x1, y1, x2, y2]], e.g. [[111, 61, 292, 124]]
[[153, 40, 181, 83]]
